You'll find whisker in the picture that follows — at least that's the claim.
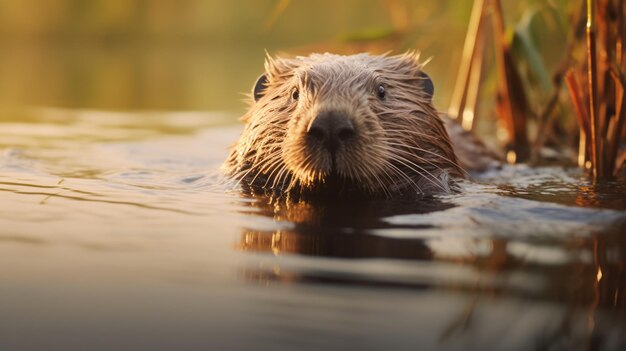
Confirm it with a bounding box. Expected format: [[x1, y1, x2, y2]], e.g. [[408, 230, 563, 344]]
[[382, 140, 470, 177], [385, 162, 423, 195], [378, 147, 448, 193]]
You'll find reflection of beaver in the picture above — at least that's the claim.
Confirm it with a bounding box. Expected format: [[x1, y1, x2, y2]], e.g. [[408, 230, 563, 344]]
[[224, 52, 496, 198], [236, 195, 445, 260]]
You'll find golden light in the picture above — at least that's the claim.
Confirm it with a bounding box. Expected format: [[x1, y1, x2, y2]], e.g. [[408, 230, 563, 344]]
[[462, 110, 475, 131], [506, 150, 517, 164]]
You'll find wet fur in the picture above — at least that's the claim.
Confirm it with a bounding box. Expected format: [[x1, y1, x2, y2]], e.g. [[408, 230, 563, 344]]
[[224, 52, 473, 198]]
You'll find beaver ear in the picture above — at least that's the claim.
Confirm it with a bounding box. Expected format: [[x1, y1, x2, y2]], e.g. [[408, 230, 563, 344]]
[[253, 74, 269, 102], [418, 70, 434, 101]]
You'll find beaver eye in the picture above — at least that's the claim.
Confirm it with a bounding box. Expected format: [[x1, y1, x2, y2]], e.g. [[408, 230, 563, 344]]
[[291, 88, 300, 102], [377, 85, 386, 100]]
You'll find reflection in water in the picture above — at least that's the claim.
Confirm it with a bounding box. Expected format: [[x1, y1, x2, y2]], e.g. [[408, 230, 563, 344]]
[[239, 229, 432, 260], [236, 192, 626, 350], [237, 196, 452, 259]]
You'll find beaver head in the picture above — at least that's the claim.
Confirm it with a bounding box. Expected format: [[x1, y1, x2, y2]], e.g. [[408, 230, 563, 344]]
[[224, 52, 463, 198]]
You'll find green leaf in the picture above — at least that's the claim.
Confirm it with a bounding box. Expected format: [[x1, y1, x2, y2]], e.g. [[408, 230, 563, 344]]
[[511, 4, 569, 94]]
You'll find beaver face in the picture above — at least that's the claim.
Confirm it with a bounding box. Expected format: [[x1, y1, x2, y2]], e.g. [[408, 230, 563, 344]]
[[225, 53, 463, 198]]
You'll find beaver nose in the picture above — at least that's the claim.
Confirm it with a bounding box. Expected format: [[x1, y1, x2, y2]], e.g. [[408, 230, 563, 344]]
[[307, 111, 355, 150]]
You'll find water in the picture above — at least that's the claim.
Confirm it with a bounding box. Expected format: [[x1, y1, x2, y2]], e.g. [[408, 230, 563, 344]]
[[1, 107, 625, 351]]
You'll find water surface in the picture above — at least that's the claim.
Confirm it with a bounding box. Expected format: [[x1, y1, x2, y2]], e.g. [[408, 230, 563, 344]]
[[1, 108, 625, 351]]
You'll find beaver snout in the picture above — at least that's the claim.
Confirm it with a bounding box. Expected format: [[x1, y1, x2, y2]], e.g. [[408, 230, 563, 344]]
[[306, 111, 355, 156]]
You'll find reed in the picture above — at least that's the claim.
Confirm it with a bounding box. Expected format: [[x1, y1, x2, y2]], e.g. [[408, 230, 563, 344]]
[[565, 0, 626, 179], [452, 0, 625, 178], [448, 0, 486, 131], [491, 0, 531, 163], [450, 0, 533, 163]]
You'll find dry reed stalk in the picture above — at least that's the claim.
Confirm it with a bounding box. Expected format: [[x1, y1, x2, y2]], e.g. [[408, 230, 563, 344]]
[[448, 0, 486, 126], [607, 66, 625, 175], [492, 0, 529, 163], [618, 0, 624, 67], [566, 69, 592, 167], [586, 0, 602, 178], [462, 38, 485, 131]]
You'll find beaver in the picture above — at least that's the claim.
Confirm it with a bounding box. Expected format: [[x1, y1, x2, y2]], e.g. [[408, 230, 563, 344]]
[[224, 52, 496, 198]]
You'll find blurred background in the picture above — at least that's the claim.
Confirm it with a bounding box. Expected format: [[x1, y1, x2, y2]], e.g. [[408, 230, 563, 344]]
[[0, 0, 555, 113]]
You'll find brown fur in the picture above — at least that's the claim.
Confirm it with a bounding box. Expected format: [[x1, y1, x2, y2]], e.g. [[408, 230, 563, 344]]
[[224, 52, 476, 198]]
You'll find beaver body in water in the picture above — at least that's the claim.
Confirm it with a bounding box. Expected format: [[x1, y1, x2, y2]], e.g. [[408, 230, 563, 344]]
[[224, 52, 497, 198]]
